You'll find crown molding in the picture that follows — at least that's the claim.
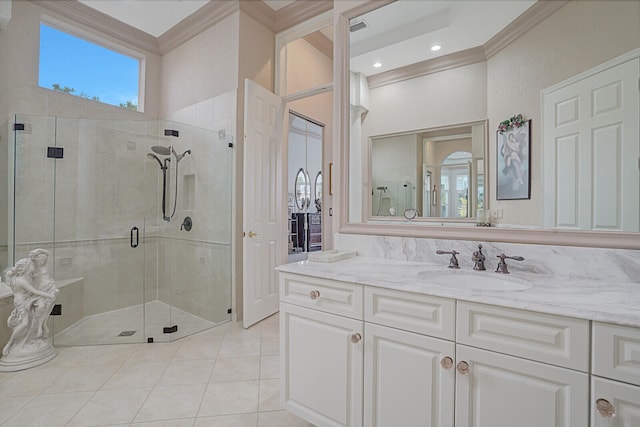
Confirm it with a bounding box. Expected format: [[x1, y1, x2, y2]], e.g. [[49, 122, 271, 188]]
[[240, 0, 276, 32], [31, 0, 160, 55], [304, 31, 332, 60], [275, 0, 333, 33], [158, 0, 240, 55], [484, 0, 570, 58], [367, 46, 487, 89]]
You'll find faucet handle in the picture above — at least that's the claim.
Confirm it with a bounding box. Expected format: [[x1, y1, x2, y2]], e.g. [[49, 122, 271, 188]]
[[436, 250, 460, 269], [495, 253, 524, 274]]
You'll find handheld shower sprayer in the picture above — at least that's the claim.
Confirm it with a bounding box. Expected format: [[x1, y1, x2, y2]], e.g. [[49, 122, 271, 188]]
[[147, 145, 192, 222], [175, 149, 192, 162]]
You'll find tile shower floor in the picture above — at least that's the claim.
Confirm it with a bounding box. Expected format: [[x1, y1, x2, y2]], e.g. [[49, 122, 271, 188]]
[[53, 301, 220, 346], [0, 313, 315, 426]]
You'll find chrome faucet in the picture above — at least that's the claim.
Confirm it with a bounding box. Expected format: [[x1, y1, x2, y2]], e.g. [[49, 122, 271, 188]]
[[472, 244, 486, 271], [436, 249, 460, 269], [495, 253, 525, 274]]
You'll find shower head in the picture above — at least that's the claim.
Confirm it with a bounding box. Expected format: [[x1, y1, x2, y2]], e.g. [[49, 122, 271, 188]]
[[151, 145, 171, 156], [176, 149, 192, 162]]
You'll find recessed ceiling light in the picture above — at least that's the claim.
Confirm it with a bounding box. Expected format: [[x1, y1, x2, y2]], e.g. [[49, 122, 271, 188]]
[[431, 44, 442, 52], [373, 62, 382, 68]]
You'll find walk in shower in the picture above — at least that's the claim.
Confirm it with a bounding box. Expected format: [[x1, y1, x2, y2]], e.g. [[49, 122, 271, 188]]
[[0, 115, 233, 345]]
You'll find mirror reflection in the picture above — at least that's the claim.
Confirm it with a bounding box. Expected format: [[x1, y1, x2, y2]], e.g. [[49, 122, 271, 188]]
[[370, 122, 485, 220], [315, 172, 322, 211], [295, 168, 310, 210], [347, 0, 640, 232]]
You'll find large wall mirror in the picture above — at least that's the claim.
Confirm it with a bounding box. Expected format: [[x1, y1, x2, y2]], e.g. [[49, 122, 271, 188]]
[[340, 0, 640, 248]]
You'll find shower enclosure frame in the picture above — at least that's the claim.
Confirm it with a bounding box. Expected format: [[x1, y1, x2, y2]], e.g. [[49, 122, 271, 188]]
[[4, 114, 233, 346]]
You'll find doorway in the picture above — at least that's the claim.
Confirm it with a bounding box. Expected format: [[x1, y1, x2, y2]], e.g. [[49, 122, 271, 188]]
[[287, 112, 324, 263]]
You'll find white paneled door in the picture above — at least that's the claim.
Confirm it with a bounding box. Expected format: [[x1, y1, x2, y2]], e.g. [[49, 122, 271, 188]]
[[543, 54, 640, 231], [243, 79, 285, 328]]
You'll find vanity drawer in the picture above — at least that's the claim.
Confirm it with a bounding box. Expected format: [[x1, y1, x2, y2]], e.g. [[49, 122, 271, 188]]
[[593, 322, 640, 387], [457, 301, 590, 371], [364, 286, 455, 340], [279, 272, 363, 320]]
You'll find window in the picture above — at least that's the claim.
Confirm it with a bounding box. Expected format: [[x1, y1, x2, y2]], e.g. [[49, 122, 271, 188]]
[[39, 22, 142, 111]]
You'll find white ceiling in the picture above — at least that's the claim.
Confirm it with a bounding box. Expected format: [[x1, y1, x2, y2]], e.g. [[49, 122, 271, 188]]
[[350, 0, 536, 76], [78, 0, 295, 37], [77, 0, 535, 77]]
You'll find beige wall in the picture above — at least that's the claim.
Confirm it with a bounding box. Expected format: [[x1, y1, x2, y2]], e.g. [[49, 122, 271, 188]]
[[285, 38, 333, 95], [363, 62, 488, 137], [487, 0, 640, 227], [0, 0, 161, 123], [160, 13, 240, 116]]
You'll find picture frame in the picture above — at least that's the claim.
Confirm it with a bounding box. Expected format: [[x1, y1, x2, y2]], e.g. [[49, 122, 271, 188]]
[[496, 119, 531, 200]]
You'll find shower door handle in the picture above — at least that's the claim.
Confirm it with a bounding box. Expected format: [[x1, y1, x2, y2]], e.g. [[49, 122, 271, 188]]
[[130, 227, 139, 248]]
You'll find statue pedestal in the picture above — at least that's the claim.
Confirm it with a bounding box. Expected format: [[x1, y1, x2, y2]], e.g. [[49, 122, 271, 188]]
[[0, 339, 57, 372]]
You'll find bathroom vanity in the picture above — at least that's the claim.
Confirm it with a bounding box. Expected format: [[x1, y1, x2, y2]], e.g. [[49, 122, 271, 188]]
[[277, 255, 640, 427]]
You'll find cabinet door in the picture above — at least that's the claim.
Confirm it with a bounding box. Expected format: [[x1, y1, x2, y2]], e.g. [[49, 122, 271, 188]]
[[592, 377, 640, 426], [364, 323, 455, 427], [455, 345, 588, 427], [281, 302, 363, 427]]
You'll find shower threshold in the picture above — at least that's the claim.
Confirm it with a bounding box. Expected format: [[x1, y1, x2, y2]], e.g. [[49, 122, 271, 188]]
[[53, 300, 223, 346]]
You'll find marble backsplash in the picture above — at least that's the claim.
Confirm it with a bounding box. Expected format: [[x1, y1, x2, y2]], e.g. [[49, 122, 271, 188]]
[[334, 233, 640, 283]]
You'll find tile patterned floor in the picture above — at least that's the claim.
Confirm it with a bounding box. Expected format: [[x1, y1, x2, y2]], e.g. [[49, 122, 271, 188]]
[[0, 313, 315, 426]]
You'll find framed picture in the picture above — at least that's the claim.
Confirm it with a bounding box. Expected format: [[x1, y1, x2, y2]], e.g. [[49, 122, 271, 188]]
[[496, 119, 531, 200]]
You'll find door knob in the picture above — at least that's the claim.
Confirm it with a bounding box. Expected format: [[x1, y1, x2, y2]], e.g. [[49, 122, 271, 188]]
[[440, 356, 454, 370], [248, 231, 259, 238], [456, 361, 470, 374], [595, 399, 616, 418]]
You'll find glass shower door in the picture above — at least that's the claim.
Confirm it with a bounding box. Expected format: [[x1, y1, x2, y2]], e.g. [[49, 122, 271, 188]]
[[144, 120, 232, 342], [11, 114, 56, 271], [50, 117, 147, 345]]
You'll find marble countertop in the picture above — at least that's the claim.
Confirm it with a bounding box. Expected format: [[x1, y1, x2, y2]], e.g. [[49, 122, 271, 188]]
[[277, 256, 640, 328]]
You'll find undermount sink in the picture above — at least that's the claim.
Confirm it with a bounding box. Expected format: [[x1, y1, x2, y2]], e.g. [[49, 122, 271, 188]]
[[416, 270, 532, 291]]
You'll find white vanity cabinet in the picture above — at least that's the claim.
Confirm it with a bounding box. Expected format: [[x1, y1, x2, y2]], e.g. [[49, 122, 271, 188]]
[[280, 273, 364, 427], [280, 273, 457, 427], [455, 345, 589, 427], [591, 322, 640, 426], [279, 270, 637, 427], [363, 287, 456, 427], [455, 301, 590, 427]]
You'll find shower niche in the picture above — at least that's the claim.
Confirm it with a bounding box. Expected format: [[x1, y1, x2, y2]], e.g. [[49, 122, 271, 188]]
[[2, 115, 233, 346]]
